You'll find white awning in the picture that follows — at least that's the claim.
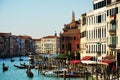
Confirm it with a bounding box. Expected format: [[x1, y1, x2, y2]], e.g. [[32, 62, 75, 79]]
[[81, 60, 98, 64]]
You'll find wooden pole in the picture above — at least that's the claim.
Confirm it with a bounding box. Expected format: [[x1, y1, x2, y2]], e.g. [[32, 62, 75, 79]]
[[63, 70, 66, 80]]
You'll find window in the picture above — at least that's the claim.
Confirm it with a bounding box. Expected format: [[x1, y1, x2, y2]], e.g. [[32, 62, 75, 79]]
[[98, 15, 101, 23], [107, 0, 111, 5], [104, 27, 106, 38], [102, 28, 104, 38], [107, 10, 109, 16], [81, 31, 86, 38], [94, 29, 95, 39], [116, 7, 118, 14], [77, 44, 79, 49], [94, 16, 96, 24], [74, 36, 76, 40], [62, 44, 64, 50], [96, 29, 97, 38], [61, 36, 64, 41], [93, 1, 106, 10], [107, 7, 118, 16]]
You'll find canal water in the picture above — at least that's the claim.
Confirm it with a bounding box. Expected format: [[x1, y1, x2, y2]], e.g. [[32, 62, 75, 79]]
[[0, 56, 85, 80]]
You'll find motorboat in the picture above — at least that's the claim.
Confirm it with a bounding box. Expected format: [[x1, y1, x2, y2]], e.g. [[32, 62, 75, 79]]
[[44, 70, 57, 77], [44, 68, 67, 77]]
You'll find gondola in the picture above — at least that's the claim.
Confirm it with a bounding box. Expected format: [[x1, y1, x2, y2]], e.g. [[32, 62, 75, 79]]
[[3, 66, 9, 71], [26, 66, 34, 78], [2, 63, 9, 72], [20, 63, 34, 69], [26, 71, 34, 78], [11, 59, 15, 62], [14, 64, 26, 69]]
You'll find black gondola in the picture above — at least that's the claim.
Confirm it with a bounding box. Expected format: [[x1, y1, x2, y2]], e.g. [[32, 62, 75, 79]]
[[20, 63, 34, 69], [14, 64, 26, 69], [2, 63, 8, 72], [11, 59, 15, 62], [26, 66, 34, 78], [26, 71, 34, 78], [19, 58, 23, 61]]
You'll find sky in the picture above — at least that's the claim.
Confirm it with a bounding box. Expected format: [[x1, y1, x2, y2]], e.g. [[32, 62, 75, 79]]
[[0, 0, 92, 39]]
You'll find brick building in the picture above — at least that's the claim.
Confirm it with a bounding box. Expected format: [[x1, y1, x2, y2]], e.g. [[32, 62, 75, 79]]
[[60, 12, 80, 54]]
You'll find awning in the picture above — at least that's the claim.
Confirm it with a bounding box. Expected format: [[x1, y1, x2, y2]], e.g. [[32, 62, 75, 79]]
[[101, 59, 116, 66], [81, 60, 97, 64], [81, 56, 92, 60], [69, 60, 81, 64]]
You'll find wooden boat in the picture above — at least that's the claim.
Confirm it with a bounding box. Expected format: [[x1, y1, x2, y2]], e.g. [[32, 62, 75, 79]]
[[43, 68, 67, 77], [59, 71, 91, 78], [3, 66, 9, 71], [19, 58, 23, 61], [11, 59, 15, 62], [2, 63, 9, 72], [26, 69, 34, 78], [44, 71, 57, 77], [26, 71, 34, 78], [58, 73, 83, 78], [20, 63, 34, 69], [14, 64, 26, 69]]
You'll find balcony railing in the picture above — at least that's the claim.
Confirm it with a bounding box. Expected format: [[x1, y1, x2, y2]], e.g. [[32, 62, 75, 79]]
[[109, 44, 116, 48], [97, 51, 101, 56], [109, 29, 116, 35]]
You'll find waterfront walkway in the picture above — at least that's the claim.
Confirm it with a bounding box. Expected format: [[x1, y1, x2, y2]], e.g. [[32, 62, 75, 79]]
[[92, 74, 119, 80]]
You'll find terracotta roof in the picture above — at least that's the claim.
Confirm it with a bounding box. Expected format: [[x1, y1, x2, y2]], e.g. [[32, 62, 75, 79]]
[[0, 32, 11, 36], [18, 35, 32, 39], [64, 20, 80, 29], [33, 39, 41, 41], [60, 29, 80, 35], [42, 36, 59, 39]]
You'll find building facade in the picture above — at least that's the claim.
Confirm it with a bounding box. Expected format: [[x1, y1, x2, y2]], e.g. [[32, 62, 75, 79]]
[[80, 0, 120, 63], [40, 35, 60, 54], [19, 36, 35, 54], [60, 12, 80, 55], [34, 39, 41, 54], [79, 13, 87, 59]]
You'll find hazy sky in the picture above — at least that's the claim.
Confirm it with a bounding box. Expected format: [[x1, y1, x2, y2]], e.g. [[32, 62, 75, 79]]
[[0, 0, 92, 39]]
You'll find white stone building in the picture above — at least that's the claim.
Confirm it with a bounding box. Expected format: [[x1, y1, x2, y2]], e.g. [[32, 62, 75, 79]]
[[34, 39, 41, 54], [40, 36, 60, 54], [80, 0, 120, 62]]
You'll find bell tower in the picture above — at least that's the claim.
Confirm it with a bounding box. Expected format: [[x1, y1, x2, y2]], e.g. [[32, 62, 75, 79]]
[[72, 11, 75, 22]]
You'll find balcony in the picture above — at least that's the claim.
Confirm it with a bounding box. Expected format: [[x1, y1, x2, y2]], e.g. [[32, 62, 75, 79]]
[[109, 29, 116, 35], [109, 44, 116, 48], [97, 51, 101, 56], [110, 19, 116, 24]]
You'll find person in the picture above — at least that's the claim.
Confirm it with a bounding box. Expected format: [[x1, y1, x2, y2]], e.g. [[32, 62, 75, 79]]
[[3, 63, 5, 67], [112, 65, 116, 78], [27, 65, 31, 73], [112, 65, 116, 72]]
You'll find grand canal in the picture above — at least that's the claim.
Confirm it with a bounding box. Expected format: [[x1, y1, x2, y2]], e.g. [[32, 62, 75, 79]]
[[0, 56, 85, 80]]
